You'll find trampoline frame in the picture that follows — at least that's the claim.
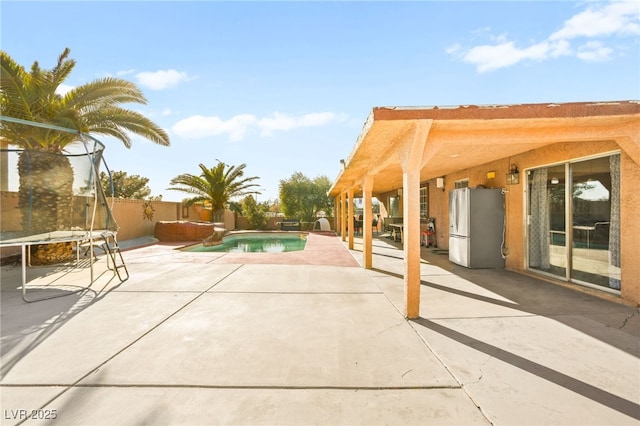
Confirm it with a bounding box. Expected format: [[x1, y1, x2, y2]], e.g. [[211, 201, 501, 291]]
[[0, 116, 128, 302]]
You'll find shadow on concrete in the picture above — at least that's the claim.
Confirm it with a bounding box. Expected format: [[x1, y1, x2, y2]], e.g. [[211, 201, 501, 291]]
[[365, 240, 640, 420], [421, 266, 639, 351], [1, 259, 123, 379], [411, 317, 640, 420], [364, 234, 639, 353], [369, 260, 638, 356]]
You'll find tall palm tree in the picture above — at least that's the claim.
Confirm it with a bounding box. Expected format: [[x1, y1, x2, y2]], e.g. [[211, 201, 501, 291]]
[[1, 48, 170, 262], [168, 160, 261, 222]]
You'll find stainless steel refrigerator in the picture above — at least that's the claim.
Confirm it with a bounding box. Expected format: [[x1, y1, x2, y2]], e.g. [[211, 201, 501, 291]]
[[449, 187, 505, 268]]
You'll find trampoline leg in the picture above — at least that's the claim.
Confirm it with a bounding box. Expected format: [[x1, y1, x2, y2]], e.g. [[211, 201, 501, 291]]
[[19, 241, 92, 303], [90, 239, 94, 284], [21, 245, 28, 302]]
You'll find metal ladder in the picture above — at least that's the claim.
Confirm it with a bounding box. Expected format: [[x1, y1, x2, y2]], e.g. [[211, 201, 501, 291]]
[[100, 232, 129, 282]]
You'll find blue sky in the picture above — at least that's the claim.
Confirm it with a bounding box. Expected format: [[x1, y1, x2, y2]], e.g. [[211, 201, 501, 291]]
[[2, 1, 639, 202]]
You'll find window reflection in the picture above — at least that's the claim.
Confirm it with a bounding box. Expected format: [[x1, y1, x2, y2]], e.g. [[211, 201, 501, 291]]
[[571, 156, 619, 288]]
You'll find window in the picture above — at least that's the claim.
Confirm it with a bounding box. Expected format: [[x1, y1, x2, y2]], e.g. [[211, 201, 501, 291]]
[[419, 184, 429, 219], [388, 196, 400, 217], [454, 179, 469, 189]]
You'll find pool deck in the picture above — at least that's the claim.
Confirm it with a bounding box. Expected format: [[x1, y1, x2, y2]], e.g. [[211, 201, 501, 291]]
[[1, 231, 638, 425]]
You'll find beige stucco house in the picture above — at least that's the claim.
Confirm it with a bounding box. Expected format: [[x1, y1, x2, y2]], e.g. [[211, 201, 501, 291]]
[[329, 101, 640, 317]]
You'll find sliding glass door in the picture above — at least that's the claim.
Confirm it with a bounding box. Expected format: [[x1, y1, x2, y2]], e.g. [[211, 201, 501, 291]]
[[570, 155, 621, 288], [527, 154, 621, 291]]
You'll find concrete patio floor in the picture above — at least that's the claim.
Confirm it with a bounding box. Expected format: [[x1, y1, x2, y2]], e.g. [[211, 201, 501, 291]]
[[1, 232, 638, 425]]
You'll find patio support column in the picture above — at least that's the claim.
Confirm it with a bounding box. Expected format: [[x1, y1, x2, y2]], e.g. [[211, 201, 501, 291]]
[[362, 175, 374, 269], [400, 120, 432, 319], [347, 187, 355, 250], [340, 192, 347, 241], [333, 195, 339, 235]]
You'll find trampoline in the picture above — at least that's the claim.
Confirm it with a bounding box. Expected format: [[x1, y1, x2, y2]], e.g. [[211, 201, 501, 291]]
[[0, 116, 128, 302]]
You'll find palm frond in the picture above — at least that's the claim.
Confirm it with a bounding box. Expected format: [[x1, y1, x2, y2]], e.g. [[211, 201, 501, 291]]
[[65, 77, 148, 111], [0, 51, 33, 120], [168, 160, 262, 213], [1, 49, 170, 151]]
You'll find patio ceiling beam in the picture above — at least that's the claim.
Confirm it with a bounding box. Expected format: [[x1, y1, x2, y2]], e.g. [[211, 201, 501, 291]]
[[330, 103, 640, 199], [371, 101, 640, 122], [366, 121, 419, 175]]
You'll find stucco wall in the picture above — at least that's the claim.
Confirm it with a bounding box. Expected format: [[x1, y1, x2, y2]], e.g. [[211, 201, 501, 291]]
[[428, 173, 510, 251], [109, 198, 186, 241], [423, 140, 638, 304], [0, 194, 181, 256], [111, 200, 242, 239], [0, 194, 237, 258], [0, 192, 21, 233], [620, 150, 640, 302]]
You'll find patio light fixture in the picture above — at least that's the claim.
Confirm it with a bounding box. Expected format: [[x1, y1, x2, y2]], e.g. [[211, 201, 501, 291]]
[[506, 164, 520, 185]]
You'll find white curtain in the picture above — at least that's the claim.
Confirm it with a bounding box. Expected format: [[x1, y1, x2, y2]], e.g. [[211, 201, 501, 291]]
[[529, 168, 550, 269], [609, 154, 621, 289]]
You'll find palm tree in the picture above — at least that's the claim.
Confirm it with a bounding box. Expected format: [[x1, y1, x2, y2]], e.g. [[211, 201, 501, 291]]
[[168, 160, 261, 222], [1, 48, 170, 262]]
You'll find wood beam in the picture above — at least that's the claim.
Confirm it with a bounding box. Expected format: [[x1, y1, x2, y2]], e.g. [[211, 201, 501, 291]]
[[362, 175, 374, 269], [399, 120, 431, 319], [347, 188, 355, 250]]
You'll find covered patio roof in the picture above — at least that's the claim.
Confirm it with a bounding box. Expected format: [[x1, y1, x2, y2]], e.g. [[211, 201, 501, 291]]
[[329, 101, 640, 197]]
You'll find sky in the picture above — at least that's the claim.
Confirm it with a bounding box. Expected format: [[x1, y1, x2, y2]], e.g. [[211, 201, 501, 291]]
[[2, 1, 639, 202]]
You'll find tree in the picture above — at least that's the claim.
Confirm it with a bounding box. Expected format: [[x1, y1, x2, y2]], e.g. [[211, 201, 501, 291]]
[[1, 48, 169, 150], [241, 195, 268, 230], [100, 171, 152, 199], [0, 48, 170, 262], [267, 198, 282, 215], [168, 160, 261, 222], [279, 172, 333, 222]]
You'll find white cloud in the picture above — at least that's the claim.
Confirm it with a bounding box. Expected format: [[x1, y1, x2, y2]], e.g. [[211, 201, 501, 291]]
[[301, 111, 343, 126], [258, 112, 297, 135], [173, 112, 347, 141], [445, 43, 462, 55], [577, 41, 614, 61], [136, 69, 190, 90], [257, 111, 342, 136], [56, 84, 74, 96], [548, 39, 572, 57], [450, 0, 639, 72], [117, 69, 136, 76], [463, 39, 572, 72], [549, 1, 640, 40], [173, 114, 257, 141]]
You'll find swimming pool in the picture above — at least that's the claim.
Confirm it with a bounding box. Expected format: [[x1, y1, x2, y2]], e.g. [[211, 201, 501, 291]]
[[181, 232, 307, 253]]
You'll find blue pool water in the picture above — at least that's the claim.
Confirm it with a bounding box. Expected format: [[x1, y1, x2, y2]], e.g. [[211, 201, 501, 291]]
[[182, 232, 307, 253]]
